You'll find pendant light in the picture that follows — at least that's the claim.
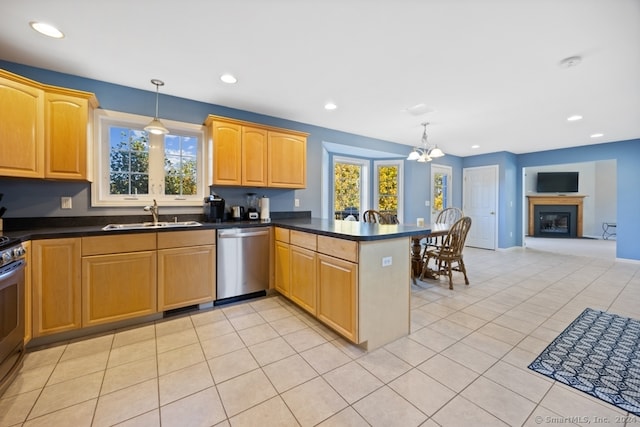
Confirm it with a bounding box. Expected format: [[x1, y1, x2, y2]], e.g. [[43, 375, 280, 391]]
[[144, 79, 169, 135], [407, 122, 445, 162]]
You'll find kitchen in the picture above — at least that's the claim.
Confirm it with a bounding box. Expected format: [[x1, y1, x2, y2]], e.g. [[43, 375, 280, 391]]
[[1, 1, 640, 423]]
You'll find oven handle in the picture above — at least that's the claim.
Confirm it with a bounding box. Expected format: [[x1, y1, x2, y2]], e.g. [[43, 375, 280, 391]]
[[0, 259, 25, 287]]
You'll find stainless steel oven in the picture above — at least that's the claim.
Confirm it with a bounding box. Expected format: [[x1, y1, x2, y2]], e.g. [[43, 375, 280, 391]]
[[0, 237, 26, 397]]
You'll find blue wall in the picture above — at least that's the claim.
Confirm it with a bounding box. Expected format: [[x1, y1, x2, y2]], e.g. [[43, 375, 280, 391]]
[[1, 61, 638, 260]]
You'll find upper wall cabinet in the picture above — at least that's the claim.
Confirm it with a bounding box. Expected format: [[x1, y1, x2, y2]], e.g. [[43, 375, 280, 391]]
[[205, 115, 307, 188], [0, 71, 44, 178], [0, 69, 99, 180]]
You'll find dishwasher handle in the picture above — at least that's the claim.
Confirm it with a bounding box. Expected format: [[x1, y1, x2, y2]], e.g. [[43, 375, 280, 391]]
[[218, 229, 270, 238]]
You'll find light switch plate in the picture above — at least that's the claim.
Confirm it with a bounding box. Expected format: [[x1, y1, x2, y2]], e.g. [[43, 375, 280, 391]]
[[382, 256, 392, 267], [294, 198, 300, 207]]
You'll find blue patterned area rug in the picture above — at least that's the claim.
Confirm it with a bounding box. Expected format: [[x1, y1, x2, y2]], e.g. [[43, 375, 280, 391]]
[[528, 308, 640, 416]]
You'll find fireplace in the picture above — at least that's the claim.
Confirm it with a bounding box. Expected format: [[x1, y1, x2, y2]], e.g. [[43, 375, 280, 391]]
[[527, 195, 585, 238], [534, 205, 577, 237]]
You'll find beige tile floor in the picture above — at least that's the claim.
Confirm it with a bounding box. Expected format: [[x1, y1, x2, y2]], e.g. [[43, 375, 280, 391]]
[[1, 240, 639, 426]]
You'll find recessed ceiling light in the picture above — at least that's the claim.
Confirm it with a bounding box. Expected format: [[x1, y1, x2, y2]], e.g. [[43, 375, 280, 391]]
[[220, 74, 237, 84], [471, 145, 480, 149], [567, 115, 583, 121], [324, 103, 337, 110], [29, 21, 64, 39], [590, 133, 604, 138]]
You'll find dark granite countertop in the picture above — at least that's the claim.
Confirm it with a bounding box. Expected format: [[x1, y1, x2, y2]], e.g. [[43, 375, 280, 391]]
[[1, 216, 432, 242]]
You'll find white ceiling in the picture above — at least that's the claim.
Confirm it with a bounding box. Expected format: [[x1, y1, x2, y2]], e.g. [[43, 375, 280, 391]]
[[1, 0, 639, 157]]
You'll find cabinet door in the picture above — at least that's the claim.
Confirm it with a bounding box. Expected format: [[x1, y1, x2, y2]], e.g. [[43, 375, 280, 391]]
[[274, 240, 291, 297], [317, 254, 358, 342], [32, 238, 81, 337], [82, 251, 157, 327], [290, 246, 316, 315], [212, 120, 242, 185], [44, 92, 89, 180], [158, 245, 216, 311], [0, 73, 44, 178], [268, 132, 306, 188], [242, 126, 268, 186]]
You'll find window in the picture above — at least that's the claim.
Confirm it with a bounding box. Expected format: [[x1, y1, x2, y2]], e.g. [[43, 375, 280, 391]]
[[374, 160, 403, 222], [93, 110, 206, 206], [332, 156, 369, 220]]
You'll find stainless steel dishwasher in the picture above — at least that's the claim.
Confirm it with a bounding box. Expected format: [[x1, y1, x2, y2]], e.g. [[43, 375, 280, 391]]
[[216, 227, 270, 302]]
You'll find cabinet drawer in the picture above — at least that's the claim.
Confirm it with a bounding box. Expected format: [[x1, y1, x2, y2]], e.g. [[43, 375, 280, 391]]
[[82, 233, 156, 256], [274, 227, 290, 243], [157, 229, 216, 249], [317, 235, 358, 263], [290, 230, 317, 250]]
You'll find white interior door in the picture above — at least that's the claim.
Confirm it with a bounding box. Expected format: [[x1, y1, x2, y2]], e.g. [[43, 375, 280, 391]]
[[463, 165, 498, 249], [430, 164, 453, 224]]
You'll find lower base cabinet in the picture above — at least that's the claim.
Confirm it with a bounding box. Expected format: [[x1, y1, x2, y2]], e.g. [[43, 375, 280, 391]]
[[81, 234, 157, 327], [317, 254, 358, 342], [82, 251, 157, 327], [290, 246, 317, 315], [32, 238, 81, 337], [158, 245, 216, 311], [157, 230, 216, 311]]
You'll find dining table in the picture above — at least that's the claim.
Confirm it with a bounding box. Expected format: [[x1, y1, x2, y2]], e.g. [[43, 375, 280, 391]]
[[411, 223, 451, 284]]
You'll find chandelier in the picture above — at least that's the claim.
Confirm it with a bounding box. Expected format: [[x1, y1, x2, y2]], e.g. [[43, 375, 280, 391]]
[[407, 122, 444, 162]]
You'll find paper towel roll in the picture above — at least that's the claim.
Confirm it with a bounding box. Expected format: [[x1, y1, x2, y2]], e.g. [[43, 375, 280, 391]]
[[260, 196, 270, 222]]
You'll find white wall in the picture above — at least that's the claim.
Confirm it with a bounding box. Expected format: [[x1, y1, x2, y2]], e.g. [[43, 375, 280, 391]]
[[524, 160, 617, 238]]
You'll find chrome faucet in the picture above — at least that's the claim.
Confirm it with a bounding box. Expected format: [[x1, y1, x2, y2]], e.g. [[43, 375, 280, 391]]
[[144, 199, 159, 225]]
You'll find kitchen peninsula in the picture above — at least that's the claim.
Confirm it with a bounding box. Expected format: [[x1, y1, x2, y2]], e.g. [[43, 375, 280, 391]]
[[4, 217, 430, 351]]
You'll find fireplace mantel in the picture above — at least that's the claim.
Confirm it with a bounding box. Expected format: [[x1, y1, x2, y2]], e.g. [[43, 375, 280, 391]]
[[527, 195, 586, 237]]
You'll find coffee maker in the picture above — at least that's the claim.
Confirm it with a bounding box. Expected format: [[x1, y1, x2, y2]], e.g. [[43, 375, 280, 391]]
[[204, 193, 225, 222]]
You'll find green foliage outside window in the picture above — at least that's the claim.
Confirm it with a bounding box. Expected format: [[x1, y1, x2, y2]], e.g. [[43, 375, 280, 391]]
[[109, 128, 149, 195], [334, 163, 360, 211], [109, 128, 198, 197], [164, 135, 197, 196], [378, 165, 398, 214], [433, 173, 444, 210]]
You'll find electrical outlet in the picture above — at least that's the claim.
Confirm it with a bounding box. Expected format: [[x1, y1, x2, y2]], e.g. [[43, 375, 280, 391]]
[[382, 256, 392, 267], [425, 200, 430, 207], [294, 198, 300, 207], [61, 197, 72, 209]]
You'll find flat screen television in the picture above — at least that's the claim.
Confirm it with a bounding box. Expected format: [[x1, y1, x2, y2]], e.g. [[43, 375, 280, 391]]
[[536, 172, 579, 193]]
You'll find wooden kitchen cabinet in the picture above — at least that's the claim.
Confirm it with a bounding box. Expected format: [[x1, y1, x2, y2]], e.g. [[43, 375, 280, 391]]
[[157, 230, 216, 311], [274, 227, 290, 296], [81, 234, 157, 327], [317, 254, 358, 342], [289, 230, 317, 315], [242, 126, 268, 186], [0, 70, 44, 178], [44, 88, 98, 180], [205, 115, 307, 188], [268, 131, 307, 188], [0, 69, 98, 180], [32, 238, 82, 337], [290, 246, 316, 315], [210, 119, 242, 185]]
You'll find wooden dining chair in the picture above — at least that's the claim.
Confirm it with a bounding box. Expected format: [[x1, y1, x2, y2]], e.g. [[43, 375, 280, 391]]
[[380, 213, 399, 224], [426, 207, 464, 250], [362, 210, 382, 223], [420, 216, 472, 289]]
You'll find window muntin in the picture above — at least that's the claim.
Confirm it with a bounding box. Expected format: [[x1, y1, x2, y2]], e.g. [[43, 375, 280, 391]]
[[93, 110, 206, 207]]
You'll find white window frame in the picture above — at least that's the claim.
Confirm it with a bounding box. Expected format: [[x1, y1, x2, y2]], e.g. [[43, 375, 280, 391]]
[[332, 156, 370, 219], [92, 109, 207, 207], [373, 159, 404, 223]]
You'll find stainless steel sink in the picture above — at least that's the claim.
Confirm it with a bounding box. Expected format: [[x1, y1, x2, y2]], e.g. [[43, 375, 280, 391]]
[[102, 221, 202, 231]]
